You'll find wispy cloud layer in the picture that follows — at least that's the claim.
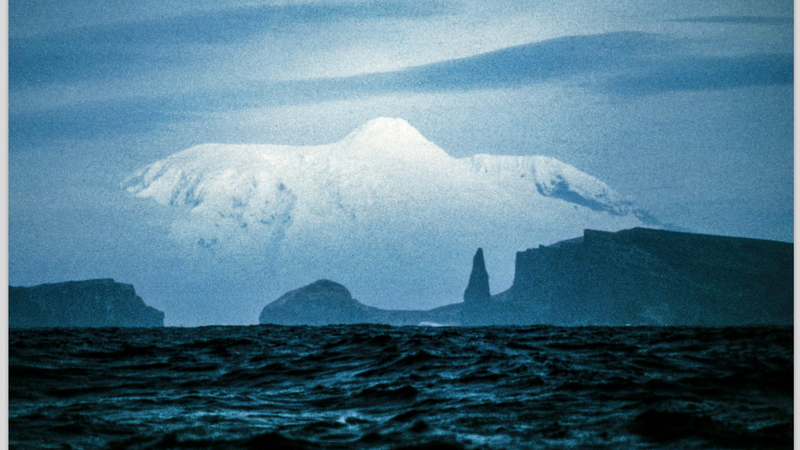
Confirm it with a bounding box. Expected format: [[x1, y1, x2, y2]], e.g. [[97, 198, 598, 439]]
[[670, 15, 792, 25], [11, 31, 792, 142], [10, 1, 453, 88], [604, 53, 792, 94]]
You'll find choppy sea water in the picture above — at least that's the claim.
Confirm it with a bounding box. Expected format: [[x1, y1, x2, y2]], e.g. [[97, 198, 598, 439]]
[[9, 325, 793, 449]]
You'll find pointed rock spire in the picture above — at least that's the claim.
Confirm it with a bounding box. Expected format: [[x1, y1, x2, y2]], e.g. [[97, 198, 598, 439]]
[[464, 248, 491, 304]]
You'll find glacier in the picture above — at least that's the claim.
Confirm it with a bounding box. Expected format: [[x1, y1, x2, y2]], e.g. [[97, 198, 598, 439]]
[[122, 117, 652, 311]]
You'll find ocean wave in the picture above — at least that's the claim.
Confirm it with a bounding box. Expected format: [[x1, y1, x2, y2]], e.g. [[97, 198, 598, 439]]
[[9, 325, 793, 449]]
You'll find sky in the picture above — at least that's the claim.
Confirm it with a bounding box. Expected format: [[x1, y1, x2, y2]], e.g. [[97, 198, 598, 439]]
[[8, 0, 794, 325]]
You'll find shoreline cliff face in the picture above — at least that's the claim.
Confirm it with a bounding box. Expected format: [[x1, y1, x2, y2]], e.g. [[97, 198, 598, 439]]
[[465, 228, 793, 326], [259, 228, 792, 327], [9, 279, 165, 328]]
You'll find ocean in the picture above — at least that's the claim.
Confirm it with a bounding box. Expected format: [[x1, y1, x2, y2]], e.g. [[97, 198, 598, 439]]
[[8, 325, 793, 449]]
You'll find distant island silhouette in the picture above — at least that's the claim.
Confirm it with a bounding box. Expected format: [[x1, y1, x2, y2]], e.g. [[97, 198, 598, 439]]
[[9, 228, 790, 328], [259, 279, 461, 326], [9, 279, 164, 328], [261, 227, 793, 326]]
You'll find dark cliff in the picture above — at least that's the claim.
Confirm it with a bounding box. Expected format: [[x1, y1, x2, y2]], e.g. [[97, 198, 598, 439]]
[[259, 279, 461, 326], [464, 228, 793, 326], [9, 279, 165, 328]]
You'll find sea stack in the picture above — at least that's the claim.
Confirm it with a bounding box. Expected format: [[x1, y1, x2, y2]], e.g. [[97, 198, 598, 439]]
[[464, 248, 491, 304], [462, 248, 492, 325]]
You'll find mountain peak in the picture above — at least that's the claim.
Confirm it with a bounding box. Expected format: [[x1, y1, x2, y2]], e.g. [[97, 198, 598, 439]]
[[340, 118, 449, 162], [354, 117, 422, 139]]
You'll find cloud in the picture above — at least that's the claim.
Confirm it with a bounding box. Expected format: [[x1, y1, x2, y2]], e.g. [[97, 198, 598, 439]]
[[669, 16, 793, 25], [603, 53, 793, 95], [10, 1, 454, 88], [374, 32, 664, 91], [365, 33, 791, 95], [10, 31, 793, 142]]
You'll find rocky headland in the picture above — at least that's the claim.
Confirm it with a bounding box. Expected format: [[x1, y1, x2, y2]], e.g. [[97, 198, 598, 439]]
[[9, 279, 165, 328], [463, 227, 793, 326], [262, 228, 792, 327]]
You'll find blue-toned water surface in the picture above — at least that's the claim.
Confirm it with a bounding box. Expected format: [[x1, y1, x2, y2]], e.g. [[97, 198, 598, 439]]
[[9, 325, 793, 449]]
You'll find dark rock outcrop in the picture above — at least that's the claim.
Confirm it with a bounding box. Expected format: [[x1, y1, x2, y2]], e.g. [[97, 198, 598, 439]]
[[466, 227, 793, 326], [261, 228, 792, 327], [259, 279, 461, 326], [462, 248, 492, 325], [9, 279, 164, 328], [259, 279, 367, 325], [464, 248, 491, 304]]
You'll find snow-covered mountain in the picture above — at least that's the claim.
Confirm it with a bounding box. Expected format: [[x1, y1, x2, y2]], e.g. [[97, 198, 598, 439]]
[[122, 118, 653, 311]]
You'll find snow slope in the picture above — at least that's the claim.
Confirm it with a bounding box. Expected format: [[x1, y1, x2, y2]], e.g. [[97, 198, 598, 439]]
[[122, 118, 651, 311]]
